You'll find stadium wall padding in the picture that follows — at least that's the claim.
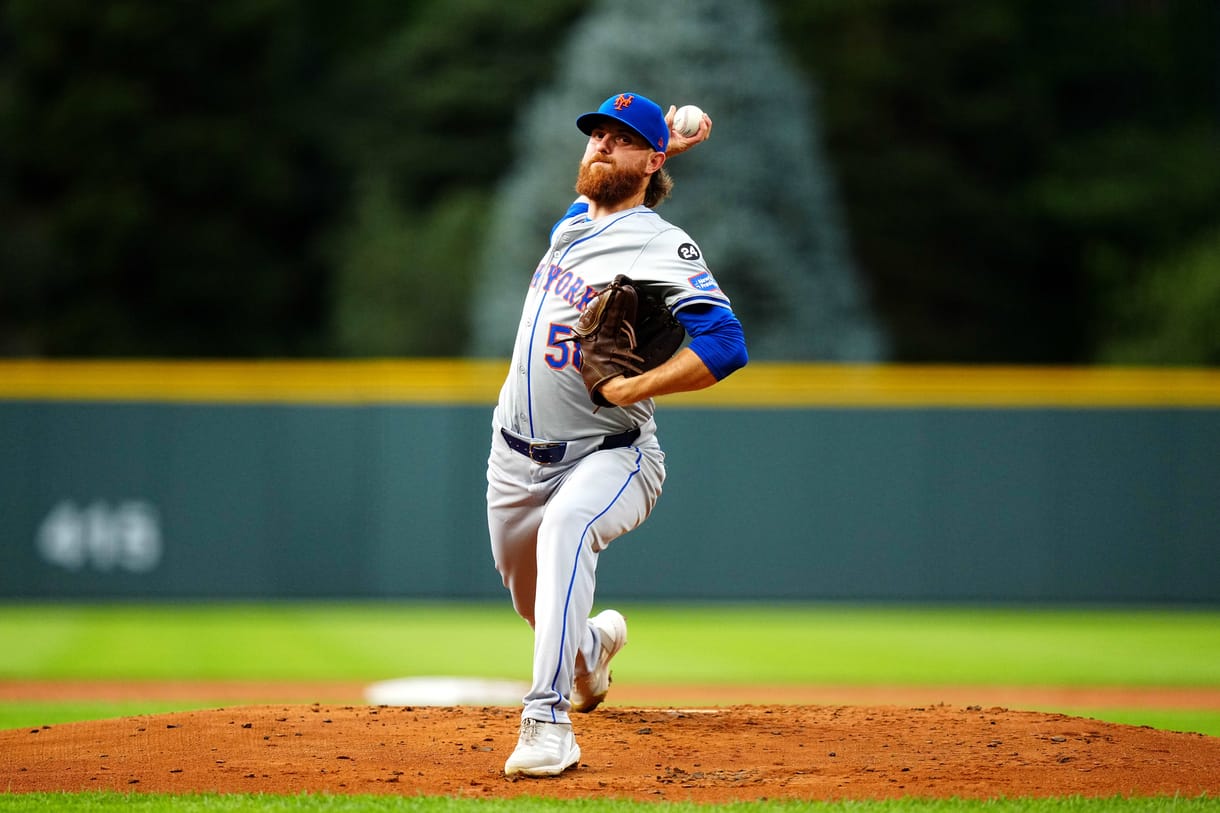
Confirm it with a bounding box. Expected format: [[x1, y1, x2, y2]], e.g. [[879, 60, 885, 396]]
[[3, 363, 1217, 603]]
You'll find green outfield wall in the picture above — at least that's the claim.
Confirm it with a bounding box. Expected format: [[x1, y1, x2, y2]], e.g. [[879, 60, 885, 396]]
[[2, 361, 1218, 603]]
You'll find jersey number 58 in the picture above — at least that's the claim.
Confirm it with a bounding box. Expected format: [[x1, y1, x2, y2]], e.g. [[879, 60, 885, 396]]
[[545, 323, 583, 371]]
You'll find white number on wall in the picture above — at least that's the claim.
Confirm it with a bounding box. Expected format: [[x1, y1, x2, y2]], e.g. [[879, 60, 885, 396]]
[[37, 500, 163, 573]]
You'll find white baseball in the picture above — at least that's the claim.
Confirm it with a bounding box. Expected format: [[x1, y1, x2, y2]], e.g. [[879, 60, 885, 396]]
[[672, 105, 705, 138]]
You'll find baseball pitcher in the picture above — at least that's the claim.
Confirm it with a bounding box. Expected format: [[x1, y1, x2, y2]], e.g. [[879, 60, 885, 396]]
[[486, 91, 749, 777]]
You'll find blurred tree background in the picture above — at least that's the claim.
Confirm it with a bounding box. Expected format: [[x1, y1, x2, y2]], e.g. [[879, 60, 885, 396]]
[[469, 0, 888, 361], [1, 0, 1217, 364]]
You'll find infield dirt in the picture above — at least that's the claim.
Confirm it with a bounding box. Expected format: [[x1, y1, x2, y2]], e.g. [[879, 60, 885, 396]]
[[2, 682, 1219, 802]]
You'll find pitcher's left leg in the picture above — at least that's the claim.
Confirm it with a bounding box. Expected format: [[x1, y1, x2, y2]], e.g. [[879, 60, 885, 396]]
[[522, 444, 664, 723]]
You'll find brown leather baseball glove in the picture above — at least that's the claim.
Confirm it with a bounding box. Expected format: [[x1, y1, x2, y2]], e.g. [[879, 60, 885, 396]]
[[566, 275, 686, 409]]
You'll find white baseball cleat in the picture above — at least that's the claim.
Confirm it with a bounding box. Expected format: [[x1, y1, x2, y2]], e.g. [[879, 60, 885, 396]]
[[572, 609, 627, 713], [504, 718, 581, 777]]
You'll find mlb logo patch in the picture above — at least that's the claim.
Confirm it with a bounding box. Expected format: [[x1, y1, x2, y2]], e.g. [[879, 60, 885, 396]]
[[689, 271, 719, 292]]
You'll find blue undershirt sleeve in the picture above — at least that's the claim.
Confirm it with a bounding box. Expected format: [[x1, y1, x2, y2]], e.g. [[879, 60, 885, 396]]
[[674, 304, 749, 381], [550, 200, 590, 240]]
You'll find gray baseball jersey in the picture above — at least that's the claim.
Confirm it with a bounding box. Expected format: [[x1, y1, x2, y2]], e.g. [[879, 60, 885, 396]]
[[493, 203, 731, 442]]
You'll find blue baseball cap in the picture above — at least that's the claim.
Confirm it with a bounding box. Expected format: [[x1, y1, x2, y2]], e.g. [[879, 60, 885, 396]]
[[576, 92, 669, 153]]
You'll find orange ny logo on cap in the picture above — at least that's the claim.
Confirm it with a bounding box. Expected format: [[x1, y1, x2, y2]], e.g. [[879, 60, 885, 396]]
[[613, 94, 634, 111]]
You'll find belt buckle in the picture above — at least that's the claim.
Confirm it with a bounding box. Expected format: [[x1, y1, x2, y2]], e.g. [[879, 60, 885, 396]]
[[528, 441, 565, 463]]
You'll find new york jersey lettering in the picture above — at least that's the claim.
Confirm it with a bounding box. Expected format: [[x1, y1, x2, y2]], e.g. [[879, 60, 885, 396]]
[[530, 263, 597, 311]]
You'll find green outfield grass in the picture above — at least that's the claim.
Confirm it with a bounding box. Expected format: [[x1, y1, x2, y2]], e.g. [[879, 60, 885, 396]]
[[2, 601, 1219, 685], [1, 602, 1218, 810], [2, 602, 1219, 732]]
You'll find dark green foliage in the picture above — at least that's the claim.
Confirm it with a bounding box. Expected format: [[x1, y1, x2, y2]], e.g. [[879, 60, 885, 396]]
[[772, 0, 1220, 363], [0, 0, 582, 357], [2, 0, 1216, 362], [1, 1, 342, 355]]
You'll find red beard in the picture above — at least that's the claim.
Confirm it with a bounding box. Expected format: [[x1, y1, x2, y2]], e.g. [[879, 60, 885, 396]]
[[575, 158, 647, 207]]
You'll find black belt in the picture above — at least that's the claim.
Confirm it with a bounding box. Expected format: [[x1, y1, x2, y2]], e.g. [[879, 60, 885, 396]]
[[500, 426, 641, 464]]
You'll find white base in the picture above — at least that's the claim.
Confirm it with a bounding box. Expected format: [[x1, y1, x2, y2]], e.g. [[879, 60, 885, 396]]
[[364, 676, 528, 706]]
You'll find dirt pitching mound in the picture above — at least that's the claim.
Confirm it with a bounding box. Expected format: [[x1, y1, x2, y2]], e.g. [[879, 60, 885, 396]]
[[4, 703, 1218, 802]]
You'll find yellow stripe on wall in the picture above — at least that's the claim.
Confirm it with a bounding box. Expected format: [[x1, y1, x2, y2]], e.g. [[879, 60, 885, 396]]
[[0, 360, 509, 405], [2, 360, 1220, 408], [668, 363, 1220, 408]]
